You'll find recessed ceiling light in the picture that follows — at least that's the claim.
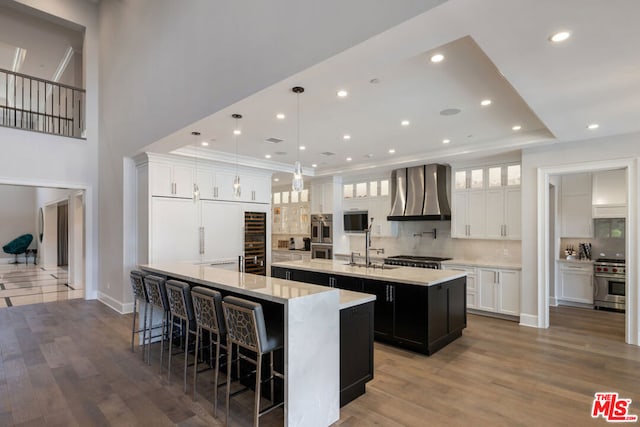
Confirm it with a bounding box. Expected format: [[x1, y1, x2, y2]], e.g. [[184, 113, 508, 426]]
[[480, 99, 492, 106], [200, 141, 209, 147], [388, 149, 396, 154], [233, 129, 241, 135], [430, 53, 444, 63], [276, 113, 285, 120], [346, 157, 352, 162], [299, 146, 306, 150], [442, 139, 450, 144], [265, 154, 271, 159], [337, 90, 348, 98], [343, 134, 351, 140], [274, 178, 279, 182], [311, 164, 318, 168], [512, 125, 522, 131], [587, 123, 600, 130], [549, 31, 571, 43], [401, 120, 410, 126]]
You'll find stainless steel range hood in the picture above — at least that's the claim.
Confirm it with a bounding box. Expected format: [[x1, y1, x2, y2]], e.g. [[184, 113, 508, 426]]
[[387, 164, 451, 221]]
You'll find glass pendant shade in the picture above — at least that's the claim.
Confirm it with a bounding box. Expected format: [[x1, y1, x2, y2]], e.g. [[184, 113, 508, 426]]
[[233, 174, 241, 199], [292, 161, 304, 192]]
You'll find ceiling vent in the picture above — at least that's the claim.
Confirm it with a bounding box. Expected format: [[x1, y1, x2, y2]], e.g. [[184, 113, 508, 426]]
[[265, 137, 283, 144], [321, 151, 336, 156], [274, 151, 287, 155]]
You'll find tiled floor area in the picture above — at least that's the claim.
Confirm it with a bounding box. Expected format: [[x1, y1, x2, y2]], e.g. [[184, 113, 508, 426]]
[[0, 264, 83, 308]]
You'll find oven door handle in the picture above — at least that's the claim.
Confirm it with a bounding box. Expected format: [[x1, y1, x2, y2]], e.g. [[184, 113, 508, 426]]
[[595, 274, 625, 280], [593, 277, 599, 299]]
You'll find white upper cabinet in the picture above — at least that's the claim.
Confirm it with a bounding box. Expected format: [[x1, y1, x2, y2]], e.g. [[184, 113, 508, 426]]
[[452, 163, 520, 240], [150, 162, 195, 198], [196, 167, 215, 200], [592, 169, 626, 218], [559, 173, 593, 238]]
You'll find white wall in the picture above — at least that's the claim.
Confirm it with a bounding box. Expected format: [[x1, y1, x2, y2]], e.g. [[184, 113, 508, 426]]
[[521, 132, 639, 342], [1, 0, 98, 298], [0, 185, 36, 262]]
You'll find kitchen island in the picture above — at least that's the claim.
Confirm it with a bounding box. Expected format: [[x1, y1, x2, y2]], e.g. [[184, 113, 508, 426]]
[[272, 259, 467, 355], [140, 263, 375, 426]]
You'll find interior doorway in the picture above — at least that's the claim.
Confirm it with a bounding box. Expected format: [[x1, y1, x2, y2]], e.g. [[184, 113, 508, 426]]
[[538, 159, 636, 345], [57, 201, 69, 267], [0, 185, 87, 308]]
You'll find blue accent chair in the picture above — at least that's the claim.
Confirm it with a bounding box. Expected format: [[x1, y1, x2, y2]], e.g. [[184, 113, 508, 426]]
[[2, 234, 33, 264]]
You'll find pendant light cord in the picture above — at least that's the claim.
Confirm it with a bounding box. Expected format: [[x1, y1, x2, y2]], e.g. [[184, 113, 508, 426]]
[[296, 91, 300, 161]]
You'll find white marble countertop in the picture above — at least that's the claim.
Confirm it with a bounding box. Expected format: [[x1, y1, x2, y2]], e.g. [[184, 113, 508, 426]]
[[271, 248, 312, 253], [442, 259, 522, 270], [140, 263, 373, 309], [271, 259, 466, 287], [339, 289, 376, 309], [557, 258, 594, 264]]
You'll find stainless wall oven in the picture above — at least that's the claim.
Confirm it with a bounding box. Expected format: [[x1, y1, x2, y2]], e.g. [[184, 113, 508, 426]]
[[311, 214, 332, 244], [594, 258, 625, 311]]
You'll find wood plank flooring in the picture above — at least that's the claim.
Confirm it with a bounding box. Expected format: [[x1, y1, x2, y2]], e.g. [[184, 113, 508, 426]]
[[0, 300, 637, 426]]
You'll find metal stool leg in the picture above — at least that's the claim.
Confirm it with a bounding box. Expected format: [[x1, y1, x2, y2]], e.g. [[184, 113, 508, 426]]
[[146, 304, 154, 365], [254, 353, 262, 427], [183, 319, 190, 393], [168, 313, 174, 383], [141, 300, 148, 361], [193, 324, 201, 400], [130, 298, 137, 352], [214, 332, 221, 417], [159, 310, 166, 374], [226, 341, 233, 427]]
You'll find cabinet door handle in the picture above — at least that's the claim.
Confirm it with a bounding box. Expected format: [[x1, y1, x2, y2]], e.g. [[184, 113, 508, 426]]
[[214, 186, 218, 198], [390, 286, 394, 303], [199, 227, 205, 254], [494, 271, 498, 283], [252, 190, 256, 201], [385, 285, 389, 302]]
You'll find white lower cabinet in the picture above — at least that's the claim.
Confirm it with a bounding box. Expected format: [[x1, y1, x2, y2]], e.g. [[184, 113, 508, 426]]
[[443, 265, 477, 309], [477, 267, 520, 316], [558, 263, 594, 304]]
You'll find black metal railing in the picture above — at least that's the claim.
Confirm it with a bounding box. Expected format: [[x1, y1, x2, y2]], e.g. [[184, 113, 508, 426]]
[[0, 68, 85, 139]]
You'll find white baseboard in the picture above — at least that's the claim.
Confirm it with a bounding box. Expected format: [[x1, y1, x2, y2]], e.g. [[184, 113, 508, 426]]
[[98, 291, 130, 314], [519, 313, 539, 328], [549, 297, 558, 307]]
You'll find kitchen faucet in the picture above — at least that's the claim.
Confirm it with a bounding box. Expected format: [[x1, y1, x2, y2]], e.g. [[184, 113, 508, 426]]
[[365, 218, 385, 266]]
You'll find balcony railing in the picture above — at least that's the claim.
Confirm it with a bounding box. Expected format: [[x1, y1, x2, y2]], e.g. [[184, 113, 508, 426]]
[[0, 68, 85, 139]]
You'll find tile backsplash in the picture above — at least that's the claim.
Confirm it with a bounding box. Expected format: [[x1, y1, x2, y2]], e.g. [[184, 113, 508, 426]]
[[345, 221, 521, 264], [559, 237, 625, 260]]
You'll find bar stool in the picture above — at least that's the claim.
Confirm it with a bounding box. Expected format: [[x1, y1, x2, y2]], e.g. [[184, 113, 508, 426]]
[[129, 270, 149, 360], [191, 286, 227, 416], [165, 279, 197, 393], [143, 274, 170, 370], [222, 296, 284, 427]]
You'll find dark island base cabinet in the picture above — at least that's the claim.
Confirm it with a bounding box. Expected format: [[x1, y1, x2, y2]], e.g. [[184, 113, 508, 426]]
[[340, 301, 374, 406], [272, 266, 466, 356]]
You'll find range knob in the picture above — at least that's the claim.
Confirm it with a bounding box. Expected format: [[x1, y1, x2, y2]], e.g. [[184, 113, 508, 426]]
[[596, 267, 602, 272], [613, 268, 618, 273], [603, 268, 609, 272]]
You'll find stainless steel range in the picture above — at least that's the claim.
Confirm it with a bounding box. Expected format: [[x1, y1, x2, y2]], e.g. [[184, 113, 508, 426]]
[[384, 255, 452, 269], [594, 258, 625, 311]]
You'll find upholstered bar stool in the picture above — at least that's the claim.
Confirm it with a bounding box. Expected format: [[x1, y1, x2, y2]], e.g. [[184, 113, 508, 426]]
[[129, 270, 149, 360], [222, 296, 284, 427], [143, 274, 170, 370], [191, 286, 227, 416], [165, 279, 197, 393]]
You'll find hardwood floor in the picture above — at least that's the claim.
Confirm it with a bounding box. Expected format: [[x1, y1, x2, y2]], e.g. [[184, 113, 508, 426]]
[[0, 301, 637, 426]]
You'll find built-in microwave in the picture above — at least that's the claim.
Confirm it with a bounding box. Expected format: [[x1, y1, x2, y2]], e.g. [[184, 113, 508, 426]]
[[343, 211, 368, 233]]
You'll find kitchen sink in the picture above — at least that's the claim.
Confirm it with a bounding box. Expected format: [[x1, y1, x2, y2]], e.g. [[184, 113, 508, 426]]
[[343, 262, 397, 270]]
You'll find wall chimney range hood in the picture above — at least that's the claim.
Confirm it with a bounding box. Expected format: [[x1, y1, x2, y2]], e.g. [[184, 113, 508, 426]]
[[387, 164, 451, 221]]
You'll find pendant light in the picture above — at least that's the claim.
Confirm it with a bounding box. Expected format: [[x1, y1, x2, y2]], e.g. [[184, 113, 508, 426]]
[[232, 113, 242, 199], [291, 86, 304, 192], [191, 131, 200, 203]]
